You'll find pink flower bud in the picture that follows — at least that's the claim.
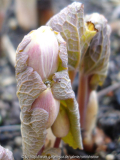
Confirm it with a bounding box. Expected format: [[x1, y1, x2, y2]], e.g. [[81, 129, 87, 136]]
[[24, 26, 59, 81], [31, 88, 60, 128]]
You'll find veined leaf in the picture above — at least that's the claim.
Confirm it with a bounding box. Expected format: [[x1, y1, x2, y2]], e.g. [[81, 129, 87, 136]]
[[16, 67, 48, 157], [81, 13, 111, 89], [47, 2, 97, 71], [52, 70, 83, 149], [15, 26, 83, 156]]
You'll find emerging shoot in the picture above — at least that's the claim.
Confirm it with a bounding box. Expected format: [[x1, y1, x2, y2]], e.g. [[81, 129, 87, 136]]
[[47, 2, 97, 82], [15, 26, 83, 158], [83, 91, 98, 151], [47, 3, 111, 151]]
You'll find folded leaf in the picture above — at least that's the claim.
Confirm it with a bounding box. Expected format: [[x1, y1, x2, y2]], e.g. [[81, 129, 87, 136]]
[[81, 13, 111, 89], [17, 67, 47, 111], [15, 34, 31, 74], [56, 33, 68, 71], [15, 26, 82, 157], [16, 67, 48, 157], [21, 108, 48, 157], [47, 2, 97, 71], [52, 70, 83, 149]]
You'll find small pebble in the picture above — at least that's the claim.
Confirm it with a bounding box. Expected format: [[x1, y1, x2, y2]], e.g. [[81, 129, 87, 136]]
[[102, 97, 111, 105], [106, 154, 114, 160], [14, 136, 22, 147], [8, 18, 18, 30]]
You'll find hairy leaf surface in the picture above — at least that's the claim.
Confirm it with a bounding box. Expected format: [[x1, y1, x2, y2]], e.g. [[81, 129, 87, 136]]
[[81, 13, 111, 89], [16, 67, 48, 157], [47, 2, 97, 70], [15, 26, 83, 157], [52, 70, 83, 149]]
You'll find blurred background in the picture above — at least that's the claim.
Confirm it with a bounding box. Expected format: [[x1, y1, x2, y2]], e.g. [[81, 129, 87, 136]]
[[0, 0, 120, 160]]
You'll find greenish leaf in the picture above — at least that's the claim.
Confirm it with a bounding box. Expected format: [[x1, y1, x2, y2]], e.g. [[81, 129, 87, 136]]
[[47, 2, 97, 71], [16, 66, 48, 156], [81, 13, 111, 89], [52, 70, 83, 149]]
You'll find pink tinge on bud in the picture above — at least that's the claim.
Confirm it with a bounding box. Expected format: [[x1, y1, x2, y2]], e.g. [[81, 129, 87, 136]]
[[24, 26, 59, 81], [31, 88, 60, 129], [0, 145, 14, 160]]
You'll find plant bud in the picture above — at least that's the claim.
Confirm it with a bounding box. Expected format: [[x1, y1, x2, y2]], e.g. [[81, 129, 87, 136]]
[[16, 25, 83, 156], [25, 27, 61, 128], [51, 107, 70, 137], [47, 2, 97, 73], [0, 145, 14, 160], [24, 26, 59, 81], [83, 91, 98, 149], [31, 88, 60, 128], [83, 13, 111, 89]]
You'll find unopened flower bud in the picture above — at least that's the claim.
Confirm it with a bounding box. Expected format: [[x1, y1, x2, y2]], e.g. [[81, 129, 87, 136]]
[[16, 25, 83, 157], [51, 107, 70, 137], [83, 91, 98, 147], [31, 88, 60, 128], [24, 26, 59, 81]]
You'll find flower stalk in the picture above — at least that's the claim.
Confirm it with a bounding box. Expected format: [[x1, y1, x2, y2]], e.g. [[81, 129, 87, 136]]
[[77, 73, 91, 129], [54, 138, 61, 148]]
